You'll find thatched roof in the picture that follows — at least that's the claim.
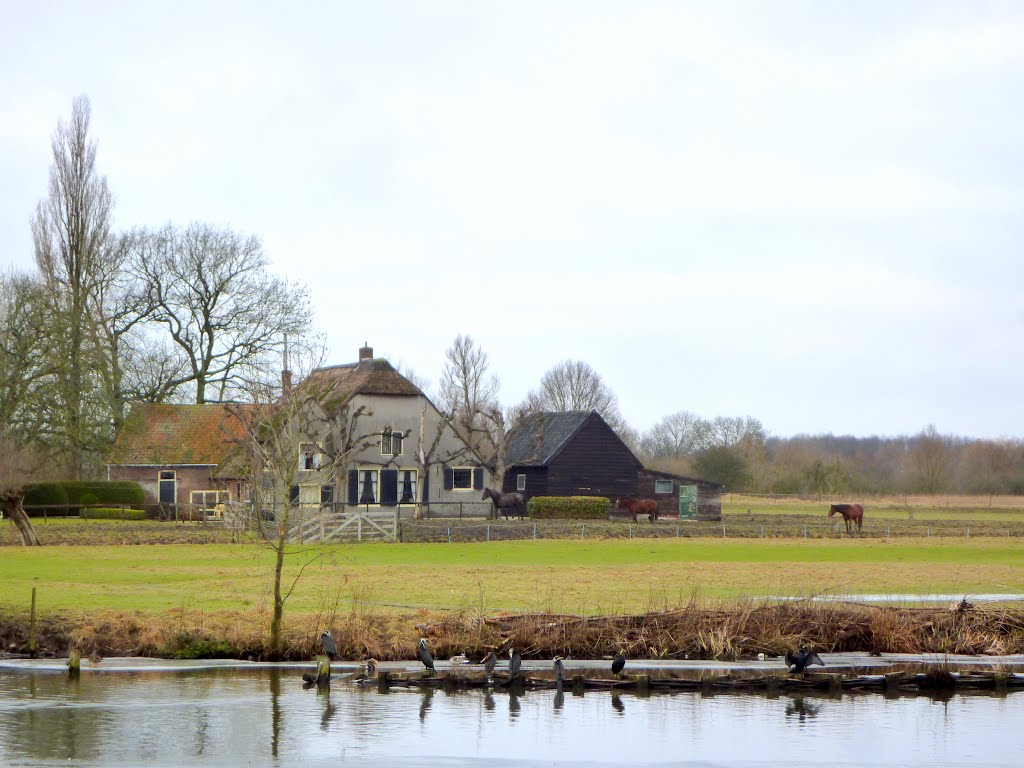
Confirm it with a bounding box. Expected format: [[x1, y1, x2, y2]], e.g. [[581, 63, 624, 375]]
[[298, 358, 423, 412]]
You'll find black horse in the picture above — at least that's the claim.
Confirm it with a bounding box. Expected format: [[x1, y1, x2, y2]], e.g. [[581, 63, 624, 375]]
[[482, 487, 526, 519]]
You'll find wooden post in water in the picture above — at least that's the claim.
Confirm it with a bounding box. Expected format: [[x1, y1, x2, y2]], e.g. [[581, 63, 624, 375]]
[[29, 587, 37, 658], [68, 649, 81, 678], [315, 655, 331, 689], [571, 674, 586, 695]]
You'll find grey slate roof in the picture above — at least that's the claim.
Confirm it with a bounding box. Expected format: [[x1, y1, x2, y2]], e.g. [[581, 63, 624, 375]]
[[504, 411, 593, 466]]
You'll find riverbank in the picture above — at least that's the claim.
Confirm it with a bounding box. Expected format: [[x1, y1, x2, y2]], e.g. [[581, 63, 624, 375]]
[[3, 599, 1024, 662]]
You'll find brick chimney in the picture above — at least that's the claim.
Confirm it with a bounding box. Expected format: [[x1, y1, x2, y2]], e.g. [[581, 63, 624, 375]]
[[359, 342, 373, 362]]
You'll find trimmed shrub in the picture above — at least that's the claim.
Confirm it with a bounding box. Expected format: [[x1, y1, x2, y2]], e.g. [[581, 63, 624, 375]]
[[528, 496, 611, 520], [22, 484, 71, 517], [64, 482, 146, 508], [22, 481, 146, 517], [80, 507, 150, 521]]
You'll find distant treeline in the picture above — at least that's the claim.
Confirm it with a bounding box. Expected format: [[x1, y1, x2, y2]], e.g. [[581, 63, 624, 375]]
[[641, 424, 1024, 495]]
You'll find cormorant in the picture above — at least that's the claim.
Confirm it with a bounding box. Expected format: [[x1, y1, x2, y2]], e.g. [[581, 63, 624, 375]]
[[508, 647, 522, 681], [320, 630, 339, 660], [611, 649, 626, 677], [553, 656, 565, 685], [785, 647, 824, 673], [417, 638, 435, 672]]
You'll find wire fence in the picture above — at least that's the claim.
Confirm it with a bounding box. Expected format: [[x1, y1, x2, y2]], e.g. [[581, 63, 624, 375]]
[[400, 515, 1024, 543]]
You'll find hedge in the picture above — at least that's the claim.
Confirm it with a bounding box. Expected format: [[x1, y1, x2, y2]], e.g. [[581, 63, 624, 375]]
[[80, 507, 151, 521], [527, 496, 611, 520], [22, 481, 146, 517]]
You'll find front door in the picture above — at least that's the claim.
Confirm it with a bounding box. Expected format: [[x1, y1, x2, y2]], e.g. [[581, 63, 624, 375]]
[[679, 484, 698, 520], [159, 470, 176, 504]]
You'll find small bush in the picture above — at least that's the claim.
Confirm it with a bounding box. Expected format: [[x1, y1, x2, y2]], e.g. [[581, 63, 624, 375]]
[[163, 631, 236, 659], [80, 507, 150, 521], [528, 496, 611, 520]]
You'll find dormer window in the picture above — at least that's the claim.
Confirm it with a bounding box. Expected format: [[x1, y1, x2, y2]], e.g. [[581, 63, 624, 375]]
[[381, 429, 403, 457]]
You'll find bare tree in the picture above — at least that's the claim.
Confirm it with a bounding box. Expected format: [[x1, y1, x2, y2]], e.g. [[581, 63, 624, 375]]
[[517, 359, 628, 434], [134, 222, 312, 403], [31, 95, 114, 477], [437, 335, 509, 487], [638, 410, 708, 460], [910, 424, 951, 493]]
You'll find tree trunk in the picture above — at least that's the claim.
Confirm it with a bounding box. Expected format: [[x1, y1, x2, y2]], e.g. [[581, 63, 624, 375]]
[[1, 489, 42, 546]]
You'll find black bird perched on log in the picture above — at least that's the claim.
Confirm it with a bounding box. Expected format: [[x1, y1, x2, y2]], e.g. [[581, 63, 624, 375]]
[[320, 631, 339, 660], [508, 647, 522, 681], [553, 656, 565, 686], [417, 638, 435, 672], [785, 647, 824, 673], [611, 649, 626, 677]]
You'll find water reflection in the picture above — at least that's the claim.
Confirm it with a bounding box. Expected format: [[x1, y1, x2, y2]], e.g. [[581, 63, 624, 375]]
[[785, 694, 821, 723], [1, 667, 1023, 767]]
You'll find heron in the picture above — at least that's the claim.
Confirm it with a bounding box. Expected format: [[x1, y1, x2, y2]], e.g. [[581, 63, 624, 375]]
[[611, 649, 626, 677], [483, 651, 497, 682], [785, 647, 824, 673], [553, 656, 565, 686], [320, 630, 339, 661], [508, 646, 522, 681], [417, 638, 435, 673]]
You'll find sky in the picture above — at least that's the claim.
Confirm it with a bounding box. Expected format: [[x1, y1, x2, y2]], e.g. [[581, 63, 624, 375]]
[[2, 1, 1023, 440]]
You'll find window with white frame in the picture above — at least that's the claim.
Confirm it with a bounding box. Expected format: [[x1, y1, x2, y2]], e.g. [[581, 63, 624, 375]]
[[358, 469, 379, 504], [190, 490, 224, 512], [655, 479, 674, 494], [381, 430, 403, 457], [452, 467, 473, 490], [302, 445, 324, 471], [516, 474, 526, 491], [398, 469, 417, 503]]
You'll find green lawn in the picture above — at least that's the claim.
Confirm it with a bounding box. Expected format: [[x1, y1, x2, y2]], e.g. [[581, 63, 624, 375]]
[[3, 538, 1022, 618]]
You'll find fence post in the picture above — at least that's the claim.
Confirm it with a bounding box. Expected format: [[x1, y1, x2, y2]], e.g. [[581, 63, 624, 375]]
[[358, 513, 363, 542], [967, 527, 970, 538], [760, 526, 764, 539], [675, 525, 679, 538], [628, 524, 632, 539], [581, 524, 585, 540], [486, 524, 490, 543], [393, 507, 400, 542], [29, 587, 37, 658], [533, 523, 537, 541], [803, 526, 807, 539], [721, 524, 726, 538], [447, 526, 451, 544], [460, 502, 463, 520]]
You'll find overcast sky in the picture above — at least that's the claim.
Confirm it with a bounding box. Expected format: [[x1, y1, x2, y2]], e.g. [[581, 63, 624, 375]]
[[2, 1, 1022, 440]]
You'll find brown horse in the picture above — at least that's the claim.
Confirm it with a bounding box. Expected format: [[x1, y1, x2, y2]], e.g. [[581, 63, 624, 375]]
[[482, 487, 526, 519], [828, 503, 864, 533], [614, 497, 659, 523]]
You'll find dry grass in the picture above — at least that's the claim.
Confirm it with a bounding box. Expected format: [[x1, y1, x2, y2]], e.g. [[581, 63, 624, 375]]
[[5, 597, 1023, 662]]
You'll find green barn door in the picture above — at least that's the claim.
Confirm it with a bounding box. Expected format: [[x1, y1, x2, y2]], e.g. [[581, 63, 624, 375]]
[[678, 485, 698, 520]]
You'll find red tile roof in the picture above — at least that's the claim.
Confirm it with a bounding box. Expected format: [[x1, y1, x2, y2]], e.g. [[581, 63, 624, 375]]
[[107, 403, 253, 466]]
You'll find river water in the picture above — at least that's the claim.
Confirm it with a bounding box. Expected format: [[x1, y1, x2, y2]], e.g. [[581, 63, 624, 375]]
[[1, 664, 1022, 767]]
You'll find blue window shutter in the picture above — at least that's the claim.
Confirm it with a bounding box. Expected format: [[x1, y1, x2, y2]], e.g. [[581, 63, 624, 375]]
[[380, 470, 399, 506], [443, 465, 453, 490], [289, 485, 299, 504], [347, 470, 358, 504], [473, 467, 484, 490]]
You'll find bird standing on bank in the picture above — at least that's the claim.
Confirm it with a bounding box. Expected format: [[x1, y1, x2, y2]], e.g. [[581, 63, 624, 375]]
[[321, 631, 339, 661], [611, 649, 626, 677], [785, 647, 824, 673], [417, 638, 435, 673]]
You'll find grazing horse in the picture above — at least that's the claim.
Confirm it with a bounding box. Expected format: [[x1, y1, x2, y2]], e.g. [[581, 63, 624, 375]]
[[828, 503, 864, 533], [614, 497, 659, 523], [482, 487, 526, 519]]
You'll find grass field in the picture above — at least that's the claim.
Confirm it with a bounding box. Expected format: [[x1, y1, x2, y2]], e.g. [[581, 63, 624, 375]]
[[724, 493, 1024, 522], [3, 538, 1023, 619]]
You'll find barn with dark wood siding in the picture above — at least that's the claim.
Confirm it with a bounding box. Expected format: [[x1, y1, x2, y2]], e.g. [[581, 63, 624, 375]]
[[501, 411, 722, 521]]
